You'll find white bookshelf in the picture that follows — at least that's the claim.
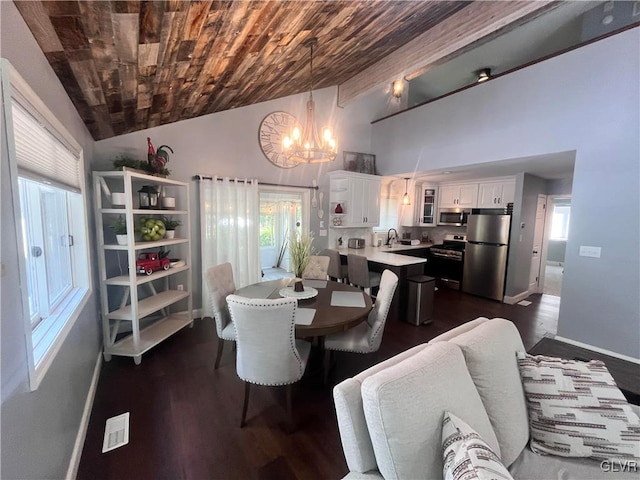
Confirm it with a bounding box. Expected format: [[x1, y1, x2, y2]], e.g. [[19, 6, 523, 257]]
[[93, 169, 193, 365]]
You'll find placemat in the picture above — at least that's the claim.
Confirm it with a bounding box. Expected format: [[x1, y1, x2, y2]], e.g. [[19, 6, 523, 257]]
[[237, 284, 277, 299], [331, 291, 366, 308], [302, 279, 327, 288], [295, 308, 316, 326]]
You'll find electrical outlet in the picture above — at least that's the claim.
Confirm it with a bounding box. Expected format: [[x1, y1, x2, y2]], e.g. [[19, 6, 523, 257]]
[[177, 284, 184, 291], [579, 246, 601, 258], [319, 229, 327, 237]]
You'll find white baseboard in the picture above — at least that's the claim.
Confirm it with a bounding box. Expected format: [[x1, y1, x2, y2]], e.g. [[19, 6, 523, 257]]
[[66, 351, 102, 480], [552, 335, 640, 364], [503, 290, 531, 305]]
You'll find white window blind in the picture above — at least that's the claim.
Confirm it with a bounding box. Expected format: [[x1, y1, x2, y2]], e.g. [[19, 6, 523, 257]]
[[11, 100, 81, 191]]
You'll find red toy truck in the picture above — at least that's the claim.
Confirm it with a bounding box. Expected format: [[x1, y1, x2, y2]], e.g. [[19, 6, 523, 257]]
[[136, 252, 170, 275]]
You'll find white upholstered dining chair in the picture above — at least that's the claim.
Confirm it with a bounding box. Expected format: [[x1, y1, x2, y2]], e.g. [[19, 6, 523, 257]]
[[324, 269, 398, 354], [205, 263, 236, 369], [226, 295, 312, 429], [301, 255, 330, 280]]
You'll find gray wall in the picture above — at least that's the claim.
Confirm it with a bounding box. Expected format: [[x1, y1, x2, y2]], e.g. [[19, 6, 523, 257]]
[[371, 28, 640, 358], [506, 173, 548, 297], [1, 2, 101, 478]]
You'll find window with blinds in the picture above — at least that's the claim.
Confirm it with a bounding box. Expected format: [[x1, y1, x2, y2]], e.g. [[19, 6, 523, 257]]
[[12, 100, 81, 191], [4, 66, 91, 390]]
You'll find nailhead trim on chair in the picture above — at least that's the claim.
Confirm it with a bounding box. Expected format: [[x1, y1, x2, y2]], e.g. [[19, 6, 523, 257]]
[[228, 296, 305, 386], [326, 272, 398, 353], [368, 280, 397, 349]]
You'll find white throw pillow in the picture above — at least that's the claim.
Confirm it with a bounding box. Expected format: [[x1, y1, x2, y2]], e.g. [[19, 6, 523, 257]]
[[442, 411, 514, 480], [516, 352, 640, 461]]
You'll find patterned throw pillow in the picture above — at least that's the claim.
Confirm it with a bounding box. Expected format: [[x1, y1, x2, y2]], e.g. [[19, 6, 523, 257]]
[[442, 411, 514, 480], [516, 352, 640, 461]]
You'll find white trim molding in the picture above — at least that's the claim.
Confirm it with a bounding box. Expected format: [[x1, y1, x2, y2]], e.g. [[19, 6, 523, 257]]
[[552, 335, 640, 365], [503, 290, 532, 305], [66, 351, 103, 480]]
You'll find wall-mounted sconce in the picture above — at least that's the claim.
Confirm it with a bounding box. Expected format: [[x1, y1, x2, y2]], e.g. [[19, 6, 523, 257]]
[[392, 80, 403, 98], [477, 68, 491, 83], [402, 178, 411, 205]]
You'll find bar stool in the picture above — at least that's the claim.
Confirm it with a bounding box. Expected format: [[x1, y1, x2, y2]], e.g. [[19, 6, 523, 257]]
[[323, 249, 348, 283], [347, 254, 381, 297]]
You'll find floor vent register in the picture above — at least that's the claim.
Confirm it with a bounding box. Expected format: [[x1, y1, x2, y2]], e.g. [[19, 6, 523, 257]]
[[102, 412, 130, 453]]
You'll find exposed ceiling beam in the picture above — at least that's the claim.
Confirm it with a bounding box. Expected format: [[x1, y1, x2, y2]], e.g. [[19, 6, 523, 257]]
[[337, 0, 561, 106]]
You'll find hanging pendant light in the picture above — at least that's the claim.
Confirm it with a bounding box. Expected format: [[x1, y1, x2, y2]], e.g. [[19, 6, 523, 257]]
[[283, 38, 337, 164], [402, 178, 411, 206]]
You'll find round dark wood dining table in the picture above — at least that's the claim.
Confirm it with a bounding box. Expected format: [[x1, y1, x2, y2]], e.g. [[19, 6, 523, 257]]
[[235, 278, 373, 339]]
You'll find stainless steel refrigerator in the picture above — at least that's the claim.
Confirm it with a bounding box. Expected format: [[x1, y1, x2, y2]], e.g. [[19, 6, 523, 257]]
[[462, 213, 511, 301]]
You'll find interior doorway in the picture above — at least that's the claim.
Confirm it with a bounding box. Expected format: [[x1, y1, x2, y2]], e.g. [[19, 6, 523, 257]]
[[258, 188, 309, 279], [541, 196, 571, 297]]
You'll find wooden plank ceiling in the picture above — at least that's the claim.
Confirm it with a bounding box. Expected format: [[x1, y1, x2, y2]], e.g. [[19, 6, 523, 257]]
[[15, 1, 481, 140]]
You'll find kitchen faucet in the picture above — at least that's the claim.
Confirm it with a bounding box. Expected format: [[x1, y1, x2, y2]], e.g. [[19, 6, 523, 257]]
[[386, 228, 398, 246]]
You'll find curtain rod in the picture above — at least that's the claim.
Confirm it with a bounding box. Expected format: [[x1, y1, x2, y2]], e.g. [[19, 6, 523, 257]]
[[193, 174, 318, 190]]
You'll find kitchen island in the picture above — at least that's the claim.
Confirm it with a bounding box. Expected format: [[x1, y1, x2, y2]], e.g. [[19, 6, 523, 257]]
[[337, 244, 432, 324]]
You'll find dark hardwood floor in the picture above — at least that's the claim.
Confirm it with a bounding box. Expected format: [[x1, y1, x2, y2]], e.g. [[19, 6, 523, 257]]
[[77, 289, 559, 480]]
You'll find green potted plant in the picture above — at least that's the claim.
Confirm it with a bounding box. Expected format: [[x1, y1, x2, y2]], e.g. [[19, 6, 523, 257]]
[[290, 231, 315, 291], [161, 216, 182, 239], [109, 215, 128, 245]]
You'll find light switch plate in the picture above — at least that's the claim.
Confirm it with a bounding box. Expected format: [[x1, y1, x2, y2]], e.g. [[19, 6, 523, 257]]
[[579, 246, 601, 258], [319, 229, 327, 237]]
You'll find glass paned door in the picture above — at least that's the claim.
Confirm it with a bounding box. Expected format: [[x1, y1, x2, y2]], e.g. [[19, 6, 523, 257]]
[[259, 191, 303, 273]]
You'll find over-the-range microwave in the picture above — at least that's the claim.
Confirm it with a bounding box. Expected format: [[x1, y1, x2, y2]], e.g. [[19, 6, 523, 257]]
[[437, 208, 471, 226]]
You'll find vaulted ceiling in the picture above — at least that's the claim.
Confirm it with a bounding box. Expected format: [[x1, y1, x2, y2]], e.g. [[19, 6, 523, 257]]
[[14, 1, 558, 141]]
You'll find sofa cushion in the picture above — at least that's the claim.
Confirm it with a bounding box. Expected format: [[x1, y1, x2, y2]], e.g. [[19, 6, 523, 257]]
[[445, 318, 529, 466], [442, 411, 514, 480], [509, 444, 640, 480], [428, 317, 490, 344], [517, 352, 640, 461], [333, 343, 429, 473], [360, 342, 500, 480]]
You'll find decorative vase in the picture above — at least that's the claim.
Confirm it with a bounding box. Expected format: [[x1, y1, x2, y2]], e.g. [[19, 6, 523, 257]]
[[335, 203, 343, 214], [294, 280, 304, 292], [165, 230, 175, 239], [116, 234, 128, 245]]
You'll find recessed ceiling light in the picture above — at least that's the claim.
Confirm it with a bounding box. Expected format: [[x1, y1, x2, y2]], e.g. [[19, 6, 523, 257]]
[[477, 68, 491, 83]]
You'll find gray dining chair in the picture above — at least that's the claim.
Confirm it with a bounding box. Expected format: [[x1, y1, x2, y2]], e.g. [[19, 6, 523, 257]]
[[205, 263, 236, 369], [226, 295, 312, 429], [347, 254, 381, 296], [302, 255, 330, 280], [323, 248, 348, 282], [324, 269, 398, 355]]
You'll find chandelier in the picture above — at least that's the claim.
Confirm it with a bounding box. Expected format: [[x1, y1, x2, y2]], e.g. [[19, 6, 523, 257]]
[[283, 38, 337, 164]]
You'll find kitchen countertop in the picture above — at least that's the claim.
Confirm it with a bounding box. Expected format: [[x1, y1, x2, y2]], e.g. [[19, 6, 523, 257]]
[[337, 244, 432, 267]]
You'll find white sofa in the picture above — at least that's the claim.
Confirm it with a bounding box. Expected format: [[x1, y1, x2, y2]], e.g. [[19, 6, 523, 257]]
[[333, 317, 639, 479]]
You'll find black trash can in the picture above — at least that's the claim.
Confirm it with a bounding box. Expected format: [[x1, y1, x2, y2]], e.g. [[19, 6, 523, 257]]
[[407, 275, 435, 326]]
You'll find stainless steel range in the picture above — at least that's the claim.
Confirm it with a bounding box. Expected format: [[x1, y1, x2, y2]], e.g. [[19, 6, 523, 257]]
[[428, 234, 467, 290]]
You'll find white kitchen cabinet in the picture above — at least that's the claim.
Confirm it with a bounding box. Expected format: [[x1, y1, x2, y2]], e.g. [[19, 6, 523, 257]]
[[439, 183, 478, 208], [417, 185, 438, 226], [477, 180, 516, 208], [329, 171, 381, 227], [93, 169, 192, 365], [402, 184, 438, 226]]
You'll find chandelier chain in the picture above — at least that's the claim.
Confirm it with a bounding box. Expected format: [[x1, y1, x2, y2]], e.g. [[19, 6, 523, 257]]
[[309, 40, 314, 99]]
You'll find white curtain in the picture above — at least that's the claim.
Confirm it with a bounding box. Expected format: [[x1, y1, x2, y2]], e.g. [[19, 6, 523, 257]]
[[200, 177, 261, 317]]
